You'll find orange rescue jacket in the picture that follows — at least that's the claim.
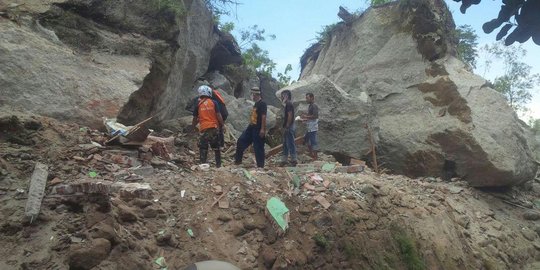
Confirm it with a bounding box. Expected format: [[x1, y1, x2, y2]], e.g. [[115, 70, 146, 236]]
[[197, 97, 219, 132]]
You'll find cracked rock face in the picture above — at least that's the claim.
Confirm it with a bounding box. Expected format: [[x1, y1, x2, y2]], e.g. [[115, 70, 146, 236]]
[[298, 0, 537, 186], [0, 0, 220, 128]]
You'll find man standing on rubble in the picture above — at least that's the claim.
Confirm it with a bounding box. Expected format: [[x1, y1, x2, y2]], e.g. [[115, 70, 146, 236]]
[[234, 87, 267, 168], [279, 90, 297, 166], [301, 92, 319, 160], [192, 85, 224, 168]]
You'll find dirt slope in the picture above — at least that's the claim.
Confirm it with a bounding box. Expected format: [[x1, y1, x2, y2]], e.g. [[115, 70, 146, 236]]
[[0, 112, 539, 270]]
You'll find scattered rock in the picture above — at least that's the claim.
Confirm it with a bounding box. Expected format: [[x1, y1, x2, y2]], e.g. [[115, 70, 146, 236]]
[[298, 206, 312, 215], [449, 186, 464, 194], [218, 213, 233, 222], [359, 184, 377, 195], [68, 238, 111, 270], [142, 206, 158, 218], [523, 210, 540, 221], [88, 222, 117, 244], [116, 205, 138, 223], [533, 226, 540, 237], [130, 199, 153, 209], [456, 215, 471, 229], [230, 221, 247, 237], [156, 231, 172, 246], [522, 228, 537, 241]]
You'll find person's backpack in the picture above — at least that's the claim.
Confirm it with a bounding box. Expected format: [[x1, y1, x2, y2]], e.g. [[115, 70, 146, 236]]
[[211, 89, 228, 121], [185, 88, 228, 121]]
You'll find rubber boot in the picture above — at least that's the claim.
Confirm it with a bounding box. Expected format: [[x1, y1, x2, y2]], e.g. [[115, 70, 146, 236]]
[[200, 149, 208, 164], [215, 150, 222, 168]]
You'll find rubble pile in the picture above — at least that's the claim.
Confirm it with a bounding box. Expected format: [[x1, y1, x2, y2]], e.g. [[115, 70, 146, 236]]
[[1, 113, 540, 269]]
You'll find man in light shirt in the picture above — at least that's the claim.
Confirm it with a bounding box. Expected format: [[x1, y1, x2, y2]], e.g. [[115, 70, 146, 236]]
[[301, 93, 319, 160]]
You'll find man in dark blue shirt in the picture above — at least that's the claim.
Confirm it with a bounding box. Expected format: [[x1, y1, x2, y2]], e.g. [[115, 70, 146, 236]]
[[234, 87, 267, 168]]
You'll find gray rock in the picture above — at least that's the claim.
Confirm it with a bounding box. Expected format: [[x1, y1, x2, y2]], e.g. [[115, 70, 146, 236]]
[[116, 205, 138, 223], [207, 31, 242, 72], [359, 184, 377, 195], [297, 1, 537, 187], [523, 210, 540, 221], [522, 228, 537, 241], [205, 71, 234, 96], [218, 214, 233, 222], [0, 19, 148, 128], [449, 186, 464, 194], [259, 73, 282, 108], [225, 95, 278, 137], [68, 238, 111, 270], [279, 75, 374, 158], [456, 215, 471, 229], [118, 0, 220, 125]]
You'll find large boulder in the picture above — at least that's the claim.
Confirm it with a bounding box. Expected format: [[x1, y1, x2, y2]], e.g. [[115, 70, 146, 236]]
[[226, 97, 278, 137], [278, 75, 374, 159], [205, 71, 234, 96], [0, 0, 218, 128], [299, 0, 537, 186], [117, 0, 219, 125], [0, 5, 153, 128], [208, 31, 242, 72], [259, 73, 282, 108]]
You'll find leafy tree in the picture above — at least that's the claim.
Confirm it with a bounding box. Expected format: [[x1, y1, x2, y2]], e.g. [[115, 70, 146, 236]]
[[204, 0, 239, 17], [242, 43, 276, 75], [227, 25, 277, 76], [220, 21, 235, 34], [238, 25, 276, 49], [456, 25, 478, 69], [529, 118, 540, 134], [368, 0, 392, 6], [452, 0, 540, 45], [277, 64, 293, 88], [483, 42, 540, 112], [152, 0, 185, 17], [316, 23, 339, 44]]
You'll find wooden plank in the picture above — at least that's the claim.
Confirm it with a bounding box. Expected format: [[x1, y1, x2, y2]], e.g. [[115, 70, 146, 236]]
[[366, 124, 379, 174], [265, 136, 304, 158], [105, 116, 153, 145], [24, 162, 48, 223]]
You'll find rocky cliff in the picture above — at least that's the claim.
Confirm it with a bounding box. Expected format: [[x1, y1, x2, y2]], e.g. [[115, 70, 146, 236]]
[[1, 0, 242, 128], [294, 0, 538, 187]]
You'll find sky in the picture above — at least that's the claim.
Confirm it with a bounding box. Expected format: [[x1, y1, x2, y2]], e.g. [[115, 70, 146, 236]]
[[221, 0, 540, 122]]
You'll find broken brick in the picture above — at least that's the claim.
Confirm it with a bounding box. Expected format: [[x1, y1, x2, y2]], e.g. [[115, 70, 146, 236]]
[[303, 183, 316, 191], [313, 195, 331, 209], [335, 165, 364, 173]]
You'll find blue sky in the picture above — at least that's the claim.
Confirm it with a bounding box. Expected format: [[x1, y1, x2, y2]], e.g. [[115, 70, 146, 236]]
[[222, 0, 540, 121]]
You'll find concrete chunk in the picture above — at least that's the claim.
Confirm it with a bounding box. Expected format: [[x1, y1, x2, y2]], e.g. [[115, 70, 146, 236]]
[[25, 162, 48, 222]]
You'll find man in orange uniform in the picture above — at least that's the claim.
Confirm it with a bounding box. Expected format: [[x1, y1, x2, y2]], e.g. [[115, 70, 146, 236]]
[[192, 85, 224, 167]]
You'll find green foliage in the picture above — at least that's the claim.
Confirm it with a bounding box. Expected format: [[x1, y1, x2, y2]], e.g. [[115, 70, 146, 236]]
[[529, 119, 540, 134], [220, 21, 235, 34], [456, 25, 478, 69], [152, 0, 185, 17], [316, 23, 339, 44], [369, 0, 393, 6], [238, 25, 276, 49], [204, 0, 239, 17], [312, 233, 329, 249], [343, 241, 358, 260], [483, 42, 540, 112], [234, 25, 278, 76], [277, 64, 293, 88], [342, 214, 361, 227], [242, 43, 276, 75], [393, 228, 425, 270]]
